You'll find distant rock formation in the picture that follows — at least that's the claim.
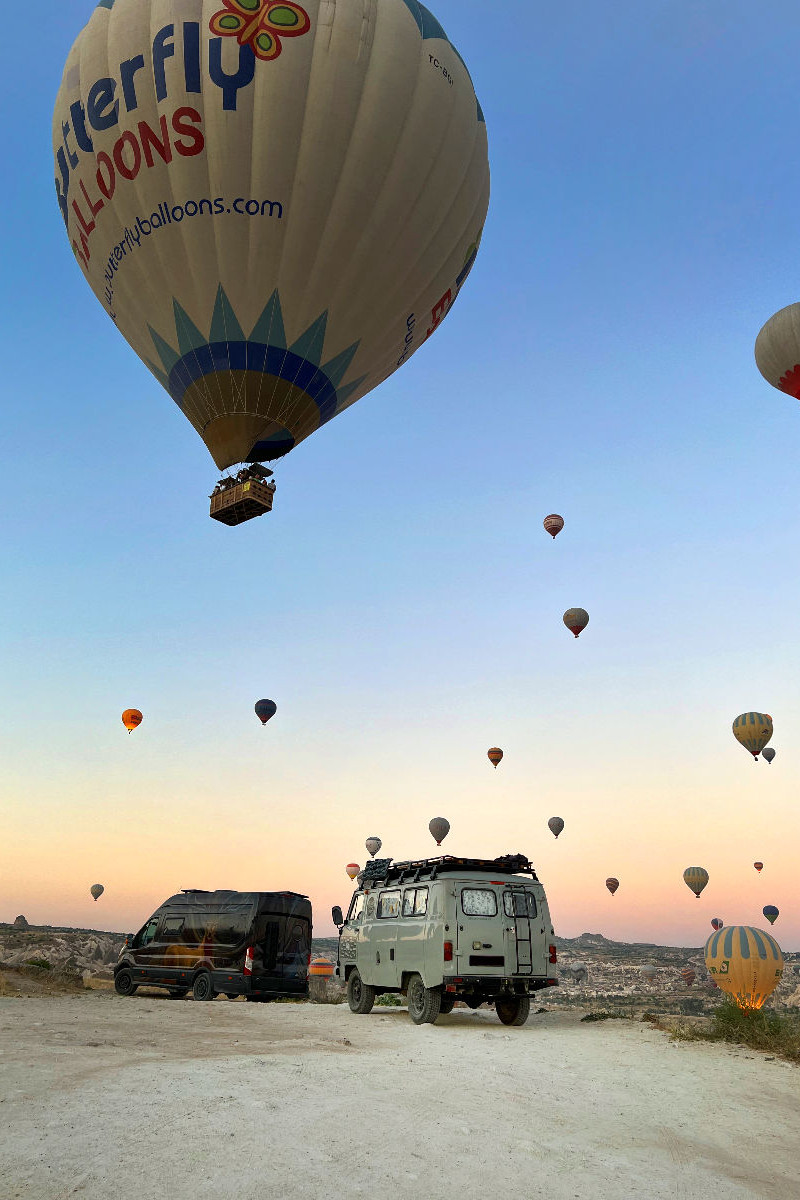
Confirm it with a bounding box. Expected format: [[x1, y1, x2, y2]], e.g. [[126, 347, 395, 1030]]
[[13, 915, 28, 928]]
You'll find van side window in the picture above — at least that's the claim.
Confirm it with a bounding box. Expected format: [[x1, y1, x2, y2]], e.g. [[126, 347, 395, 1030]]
[[504, 892, 538, 919], [377, 890, 401, 918], [263, 920, 279, 971], [461, 889, 497, 916], [161, 917, 184, 940], [402, 889, 416, 917], [347, 894, 365, 923], [414, 888, 428, 916], [137, 918, 159, 947]]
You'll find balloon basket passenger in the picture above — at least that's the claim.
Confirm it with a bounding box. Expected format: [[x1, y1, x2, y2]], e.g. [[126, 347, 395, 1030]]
[[209, 464, 275, 526]]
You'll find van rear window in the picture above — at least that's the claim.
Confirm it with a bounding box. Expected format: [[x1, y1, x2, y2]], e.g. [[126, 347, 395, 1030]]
[[461, 889, 497, 916], [503, 892, 538, 919]]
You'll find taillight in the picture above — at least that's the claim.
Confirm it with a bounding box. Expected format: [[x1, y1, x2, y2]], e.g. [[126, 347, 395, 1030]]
[[548, 944, 557, 964], [244, 946, 254, 976], [444, 941, 453, 962]]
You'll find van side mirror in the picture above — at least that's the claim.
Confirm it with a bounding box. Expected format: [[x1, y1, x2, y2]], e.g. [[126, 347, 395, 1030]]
[[332, 906, 343, 927]]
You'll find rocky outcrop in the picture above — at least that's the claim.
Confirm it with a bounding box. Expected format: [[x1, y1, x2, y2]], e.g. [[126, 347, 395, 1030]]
[[13, 915, 28, 928]]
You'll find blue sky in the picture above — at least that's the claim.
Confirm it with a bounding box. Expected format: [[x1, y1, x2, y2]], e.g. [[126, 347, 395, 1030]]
[[1, 0, 799, 947]]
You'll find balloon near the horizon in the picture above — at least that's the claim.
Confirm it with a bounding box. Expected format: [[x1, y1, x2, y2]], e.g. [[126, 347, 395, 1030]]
[[704, 925, 783, 1011], [755, 302, 800, 405], [683, 866, 709, 899], [90, 884, 104, 902], [762, 747, 776, 764], [345, 863, 360, 881], [254, 699, 277, 726], [487, 747, 503, 768], [711, 918, 724, 931], [763, 905, 779, 925], [365, 837, 382, 859], [563, 608, 589, 638], [680, 967, 696, 987], [122, 709, 143, 734], [429, 817, 450, 846], [732, 712, 773, 760], [53, 0, 490, 506], [640, 966, 657, 983], [754, 861, 764, 873], [605, 877, 619, 896], [543, 514, 564, 539], [547, 817, 564, 839]]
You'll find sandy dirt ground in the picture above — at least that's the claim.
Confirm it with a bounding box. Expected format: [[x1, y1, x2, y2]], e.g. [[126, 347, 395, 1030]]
[[1, 990, 797, 1200]]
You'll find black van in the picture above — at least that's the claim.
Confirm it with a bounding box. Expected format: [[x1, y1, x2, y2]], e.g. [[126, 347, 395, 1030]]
[[114, 889, 311, 1001]]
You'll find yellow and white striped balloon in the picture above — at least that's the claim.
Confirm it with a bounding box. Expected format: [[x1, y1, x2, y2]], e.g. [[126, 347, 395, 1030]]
[[683, 866, 709, 899], [732, 712, 773, 760], [704, 925, 783, 1012]]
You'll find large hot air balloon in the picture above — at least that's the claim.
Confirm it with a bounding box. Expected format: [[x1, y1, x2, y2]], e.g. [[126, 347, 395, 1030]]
[[711, 917, 724, 931], [345, 863, 360, 881], [543, 514, 564, 539], [90, 884, 104, 902], [429, 817, 450, 846], [122, 709, 143, 734], [640, 966, 657, 983], [487, 747, 503, 768], [255, 699, 277, 725], [547, 817, 564, 839], [732, 713, 773, 760], [365, 837, 382, 859], [753, 861, 764, 873], [755, 303, 800, 403], [704, 925, 783, 1011], [762, 747, 776, 764], [763, 905, 779, 925], [563, 608, 589, 638], [54, 1, 490, 524], [680, 967, 696, 987], [683, 866, 709, 899], [605, 877, 619, 896]]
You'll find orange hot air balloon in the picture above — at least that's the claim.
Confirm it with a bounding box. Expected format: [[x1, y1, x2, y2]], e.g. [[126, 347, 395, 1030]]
[[346, 863, 360, 881], [122, 709, 143, 734], [754, 862, 764, 873], [605, 877, 619, 896], [487, 747, 503, 768], [563, 608, 589, 638], [543, 514, 564, 539], [309, 957, 334, 977]]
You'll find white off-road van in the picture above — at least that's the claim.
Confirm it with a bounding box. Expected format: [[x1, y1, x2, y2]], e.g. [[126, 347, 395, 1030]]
[[332, 853, 558, 1026]]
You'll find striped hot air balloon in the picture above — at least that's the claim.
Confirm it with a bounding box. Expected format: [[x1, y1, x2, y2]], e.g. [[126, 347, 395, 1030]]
[[605, 877, 619, 896], [346, 863, 360, 881], [680, 967, 696, 987], [683, 866, 709, 899], [543, 514, 564, 539], [704, 925, 783, 1011], [487, 747, 503, 768], [711, 918, 723, 931], [732, 712, 773, 760], [754, 861, 764, 873]]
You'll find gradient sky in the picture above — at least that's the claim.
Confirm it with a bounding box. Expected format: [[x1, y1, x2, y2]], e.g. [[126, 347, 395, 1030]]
[[1, 0, 799, 948]]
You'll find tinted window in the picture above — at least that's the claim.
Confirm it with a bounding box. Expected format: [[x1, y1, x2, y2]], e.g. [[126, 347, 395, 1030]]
[[137, 918, 159, 947], [377, 890, 401, 918], [210, 913, 250, 946], [347, 894, 365, 923], [161, 916, 185, 940], [461, 889, 497, 916], [503, 892, 538, 919], [263, 920, 279, 971]]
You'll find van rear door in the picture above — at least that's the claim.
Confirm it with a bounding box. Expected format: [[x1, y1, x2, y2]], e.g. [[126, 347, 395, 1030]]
[[502, 886, 546, 975], [456, 885, 506, 976]]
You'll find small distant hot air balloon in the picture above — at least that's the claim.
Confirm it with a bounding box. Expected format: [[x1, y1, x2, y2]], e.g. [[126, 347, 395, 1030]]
[[548, 817, 565, 839], [681, 967, 696, 987], [754, 862, 764, 873], [705, 925, 783, 1011], [487, 747, 503, 768], [732, 712, 773, 760], [640, 966, 657, 983], [543, 514, 564, 539], [763, 905, 779, 925], [255, 699, 277, 726], [365, 837, 382, 858], [711, 918, 724, 931], [605, 877, 619, 896], [563, 608, 589, 638], [429, 817, 450, 846], [762, 747, 776, 764], [309, 957, 334, 977], [121, 709, 142, 734], [346, 864, 360, 881], [683, 867, 709, 899], [90, 884, 104, 902]]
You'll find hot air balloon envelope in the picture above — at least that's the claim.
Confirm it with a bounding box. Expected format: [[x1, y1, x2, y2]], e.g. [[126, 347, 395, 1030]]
[[605, 877, 619, 896], [755, 303, 800, 401], [365, 837, 382, 858], [429, 817, 450, 846], [711, 918, 723, 931], [487, 747, 503, 768], [547, 817, 564, 839], [563, 608, 589, 638], [90, 884, 104, 902], [681, 967, 696, 986], [255, 699, 277, 725], [754, 862, 764, 873], [346, 863, 360, 881], [705, 925, 783, 1011], [683, 866, 709, 899], [53, 0, 490, 499], [732, 712, 773, 759], [762, 747, 776, 764], [640, 966, 657, 982], [543, 514, 564, 539], [122, 709, 143, 733], [763, 905, 779, 925]]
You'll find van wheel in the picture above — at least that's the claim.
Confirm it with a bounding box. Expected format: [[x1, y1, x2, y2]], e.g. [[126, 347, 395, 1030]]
[[347, 970, 375, 1015], [192, 973, 216, 1002], [496, 994, 531, 1026], [114, 969, 138, 996], [439, 993, 456, 1015], [168, 988, 189, 998], [407, 974, 441, 1025]]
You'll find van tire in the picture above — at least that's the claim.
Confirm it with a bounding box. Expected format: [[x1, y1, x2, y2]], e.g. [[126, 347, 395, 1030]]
[[114, 969, 138, 996], [407, 974, 441, 1025], [496, 994, 531, 1026], [439, 993, 456, 1015], [168, 987, 189, 998], [347, 970, 375, 1014], [192, 972, 216, 1002]]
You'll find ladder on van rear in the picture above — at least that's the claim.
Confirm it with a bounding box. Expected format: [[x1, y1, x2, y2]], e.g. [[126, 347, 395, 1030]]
[[504, 885, 533, 975]]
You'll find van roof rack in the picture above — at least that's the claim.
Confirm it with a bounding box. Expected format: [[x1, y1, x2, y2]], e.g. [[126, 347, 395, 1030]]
[[359, 853, 537, 887]]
